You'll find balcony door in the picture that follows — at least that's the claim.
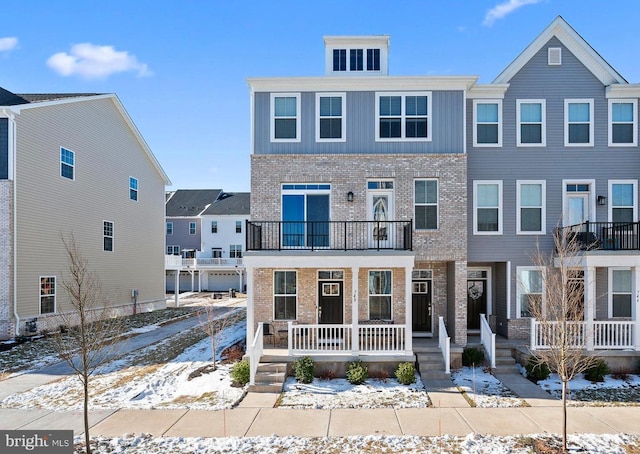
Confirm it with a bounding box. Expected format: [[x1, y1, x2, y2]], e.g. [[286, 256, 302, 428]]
[[563, 182, 593, 227], [367, 180, 394, 248], [282, 184, 330, 248]]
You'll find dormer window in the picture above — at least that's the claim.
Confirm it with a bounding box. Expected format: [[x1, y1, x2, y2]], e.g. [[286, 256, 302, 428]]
[[367, 49, 380, 71], [324, 36, 389, 76], [350, 49, 363, 71], [333, 49, 346, 72]]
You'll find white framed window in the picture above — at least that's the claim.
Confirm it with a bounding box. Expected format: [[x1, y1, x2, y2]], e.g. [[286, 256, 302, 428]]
[[60, 147, 74, 180], [608, 99, 637, 146], [350, 49, 363, 71], [167, 245, 180, 255], [331, 47, 381, 73], [103, 220, 114, 252], [517, 100, 546, 146], [517, 267, 544, 318], [271, 93, 301, 142], [211, 221, 217, 233], [565, 99, 594, 146], [375, 92, 431, 142], [40, 276, 56, 314], [189, 222, 196, 235], [166, 222, 173, 235], [473, 181, 502, 235], [129, 176, 138, 201], [609, 180, 637, 222], [414, 179, 438, 230], [367, 48, 380, 71], [236, 221, 242, 233], [230, 244, 242, 258], [333, 49, 346, 71], [316, 93, 346, 142], [473, 100, 502, 147], [517, 181, 546, 234], [609, 268, 632, 318], [212, 248, 222, 258], [274, 270, 297, 320], [369, 270, 392, 320]]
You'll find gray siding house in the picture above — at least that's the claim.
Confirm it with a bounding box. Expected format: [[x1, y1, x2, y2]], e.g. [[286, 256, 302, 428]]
[[467, 16, 640, 354], [0, 89, 171, 339]]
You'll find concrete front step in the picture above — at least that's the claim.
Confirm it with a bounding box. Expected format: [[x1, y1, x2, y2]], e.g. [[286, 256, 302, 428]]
[[250, 362, 288, 393], [254, 371, 286, 385], [420, 370, 451, 380], [247, 383, 284, 393], [492, 365, 522, 374]]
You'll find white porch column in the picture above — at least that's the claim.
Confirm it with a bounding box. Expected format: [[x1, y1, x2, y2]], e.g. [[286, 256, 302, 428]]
[[405, 265, 413, 354], [190, 271, 195, 292], [351, 266, 359, 354], [633, 266, 640, 351], [584, 266, 596, 351], [174, 271, 179, 307], [246, 266, 255, 348], [197, 271, 202, 292]]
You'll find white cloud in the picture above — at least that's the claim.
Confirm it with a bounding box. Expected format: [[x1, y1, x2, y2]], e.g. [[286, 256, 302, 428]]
[[46, 43, 151, 79], [0, 37, 18, 52], [483, 0, 543, 27]]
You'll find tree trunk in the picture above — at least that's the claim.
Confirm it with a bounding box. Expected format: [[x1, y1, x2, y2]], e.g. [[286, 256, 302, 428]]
[[562, 379, 567, 453], [84, 373, 91, 454]]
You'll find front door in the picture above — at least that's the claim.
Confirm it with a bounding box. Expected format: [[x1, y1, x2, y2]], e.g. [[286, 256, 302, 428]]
[[567, 194, 590, 226], [367, 181, 394, 248], [412, 280, 432, 333], [467, 278, 487, 330], [318, 281, 343, 324]]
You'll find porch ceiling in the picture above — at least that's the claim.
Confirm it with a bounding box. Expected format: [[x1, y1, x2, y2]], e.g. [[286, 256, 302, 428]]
[[243, 250, 415, 268], [555, 251, 640, 268]]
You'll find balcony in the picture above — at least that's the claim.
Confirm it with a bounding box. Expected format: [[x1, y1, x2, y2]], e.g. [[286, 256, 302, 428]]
[[246, 220, 413, 251], [558, 221, 640, 251], [165, 256, 243, 270]]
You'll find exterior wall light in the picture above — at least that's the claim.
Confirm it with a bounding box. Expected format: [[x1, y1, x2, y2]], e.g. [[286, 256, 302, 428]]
[[597, 195, 607, 206]]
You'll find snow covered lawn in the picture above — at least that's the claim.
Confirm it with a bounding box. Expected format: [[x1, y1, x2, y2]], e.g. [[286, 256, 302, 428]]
[[277, 374, 431, 409], [1, 320, 247, 411], [452, 367, 527, 408], [538, 372, 640, 406]]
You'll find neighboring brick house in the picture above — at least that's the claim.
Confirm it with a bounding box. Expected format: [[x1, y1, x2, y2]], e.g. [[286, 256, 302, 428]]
[[245, 35, 474, 365], [165, 189, 249, 297], [467, 16, 640, 356], [0, 88, 170, 339]]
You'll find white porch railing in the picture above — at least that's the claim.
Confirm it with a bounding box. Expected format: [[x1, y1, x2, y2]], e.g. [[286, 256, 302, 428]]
[[249, 323, 264, 385], [531, 319, 635, 350], [287, 323, 407, 355], [438, 316, 451, 374], [164, 256, 244, 269], [194, 257, 243, 267], [165, 255, 182, 268], [480, 313, 496, 368]]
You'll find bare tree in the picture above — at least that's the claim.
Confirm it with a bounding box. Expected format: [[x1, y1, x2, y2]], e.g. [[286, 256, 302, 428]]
[[52, 236, 123, 454], [527, 226, 600, 452], [199, 305, 246, 370]]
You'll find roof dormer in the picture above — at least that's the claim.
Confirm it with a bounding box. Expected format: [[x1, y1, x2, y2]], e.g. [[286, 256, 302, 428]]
[[323, 35, 390, 76]]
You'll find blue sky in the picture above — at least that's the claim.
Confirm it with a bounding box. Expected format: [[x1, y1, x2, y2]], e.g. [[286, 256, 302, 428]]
[[2, 1, 639, 192]]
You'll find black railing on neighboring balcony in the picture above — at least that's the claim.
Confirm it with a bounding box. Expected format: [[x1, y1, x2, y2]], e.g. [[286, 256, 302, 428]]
[[558, 221, 640, 251], [245, 220, 413, 251]]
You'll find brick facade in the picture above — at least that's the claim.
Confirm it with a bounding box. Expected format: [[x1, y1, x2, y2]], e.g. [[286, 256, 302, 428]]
[[0, 181, 13, 339]]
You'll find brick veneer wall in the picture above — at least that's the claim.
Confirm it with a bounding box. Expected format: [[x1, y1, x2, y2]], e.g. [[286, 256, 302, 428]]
[[0, 181, 13, 339]]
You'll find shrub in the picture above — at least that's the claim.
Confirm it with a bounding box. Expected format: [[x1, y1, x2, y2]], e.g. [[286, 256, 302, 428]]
[[584, 359, 610, 383], [395, 362, 416, 385], [462, 347, 485, 367], [525, 356, 550, 383], [294, 356, 315, 384], [346, 360, 368, 385], [230, 359, 250, 386]]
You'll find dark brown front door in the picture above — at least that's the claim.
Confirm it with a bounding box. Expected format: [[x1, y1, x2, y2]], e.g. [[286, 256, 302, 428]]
[[467, 280, 487, 330], [318, 281, 343, 324], [412, 280, 432, 332]]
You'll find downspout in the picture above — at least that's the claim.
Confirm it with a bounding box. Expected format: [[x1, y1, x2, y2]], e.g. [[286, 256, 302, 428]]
[[2, 108, 19, 336]]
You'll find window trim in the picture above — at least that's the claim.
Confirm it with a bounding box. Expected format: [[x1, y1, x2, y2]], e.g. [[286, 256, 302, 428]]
[[273, 270, 297, 321], [516, 180, 546, 235], [608, 267, 633, 318], [60, 147, 75, 180], [129, 176, 138, 201], [315, 92, 346, 143], [473, 180, 503, 235], [608, 99, 638, 147], [166, 222, 173, 235], [189, 222, 197, 235], [271, 93, 301, 143], [608, 180, 638, 222], [39, 276, 56, 315], [516, 266, 544, 319], [103, 220, 114, 252], [375, 92, 432, 142], [473, 100, 502, 147], [414, 178, 439, 231], [167, 245, 180, 255], [229, 244, 242, 258], [516, 99, 546, 147], [368, 269, 393, 321], [564, 99, 594, 147]]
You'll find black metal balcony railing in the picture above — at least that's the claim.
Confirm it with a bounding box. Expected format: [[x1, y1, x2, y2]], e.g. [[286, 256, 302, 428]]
[[558, 221, 640, 251], [246, 220, 413, 251]]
